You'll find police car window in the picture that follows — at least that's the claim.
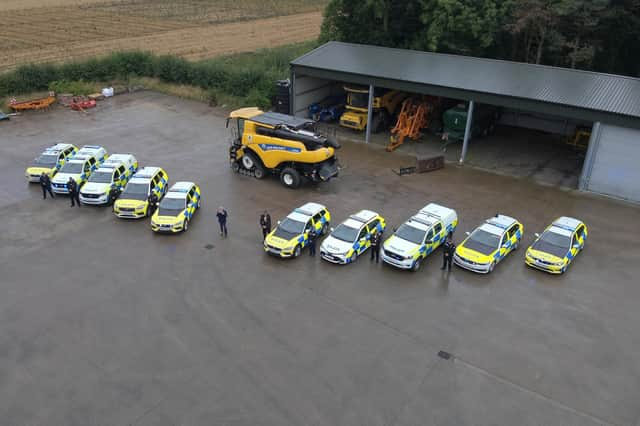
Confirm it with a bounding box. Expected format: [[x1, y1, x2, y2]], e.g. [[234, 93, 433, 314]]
[[118, 166, 125, 174], [84, 163, 91, 172], [508, 225, 517, 238], [426, 229, 434, 241], [434, 223, 443, 234], [576, 225, 584, 238], [313, 212, 323, 223], [32, 154, 58, 166], [305, 221, 313, 232], [369, 219, 380, 231], [89, 158, 96, 165], [358, 227, 368, 240]]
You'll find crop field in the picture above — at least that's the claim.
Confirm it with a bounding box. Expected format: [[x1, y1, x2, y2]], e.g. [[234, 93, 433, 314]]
[[0, 0, 326, 73]]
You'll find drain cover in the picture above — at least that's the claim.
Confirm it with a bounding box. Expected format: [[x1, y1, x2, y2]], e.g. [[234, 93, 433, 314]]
[[437, 350, 452, 360], [204, 244, 214, 250]]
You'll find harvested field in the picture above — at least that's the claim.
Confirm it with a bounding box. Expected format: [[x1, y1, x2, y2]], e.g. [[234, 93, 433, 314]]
[[0, 0, 326, 72]]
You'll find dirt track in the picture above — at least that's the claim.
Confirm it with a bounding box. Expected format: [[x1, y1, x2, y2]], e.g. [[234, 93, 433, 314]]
[[0, 2, 323, 72]]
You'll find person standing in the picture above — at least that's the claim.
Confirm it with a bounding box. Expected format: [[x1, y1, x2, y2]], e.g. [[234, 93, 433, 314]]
[[260, 210, 271, 240], [441, 233, 456, 272], [370, 231, 381, 263], [217, 206, 228, 237], [148, 192, 159, 216], [68, 177, 80, 208], [40, 172, 54, 199], [308, 228, 317, 257]]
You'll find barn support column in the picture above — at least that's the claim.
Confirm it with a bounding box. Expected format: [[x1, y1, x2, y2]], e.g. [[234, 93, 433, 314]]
[[579, 121, 601, 190], [365, 84, 374, 144], [459, 100, 475, 163]]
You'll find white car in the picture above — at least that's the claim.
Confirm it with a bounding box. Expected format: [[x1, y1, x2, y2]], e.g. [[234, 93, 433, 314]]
[[79, 154, 138, 205], [51, 145, 108, 194], [320, 210, 386, 264], [381, 203, 458, 271]]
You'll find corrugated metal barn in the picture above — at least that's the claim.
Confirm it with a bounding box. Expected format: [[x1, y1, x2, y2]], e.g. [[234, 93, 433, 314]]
[[290, 42, 640, 203]]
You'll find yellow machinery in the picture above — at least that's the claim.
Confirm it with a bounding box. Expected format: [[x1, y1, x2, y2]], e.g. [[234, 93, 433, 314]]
[[565, 127, 590, 151], [339, 86, 407, 133], [387, 97, 440, 151], [227, 108, 340, 189]]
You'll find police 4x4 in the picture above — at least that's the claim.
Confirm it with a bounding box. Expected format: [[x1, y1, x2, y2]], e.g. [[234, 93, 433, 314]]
[[151, 182, 201, 233], [25, 143, 77, 182], [381, 203, 458, 271], [79, 154, 138, 205], [113, 167, 168, 219], [264, 202, 330, 258], [320, 210, 385, 264], [51, 145, 108, 194]]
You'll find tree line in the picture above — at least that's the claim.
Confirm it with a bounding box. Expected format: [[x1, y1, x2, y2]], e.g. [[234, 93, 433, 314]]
[[319, 0, 640, 77]]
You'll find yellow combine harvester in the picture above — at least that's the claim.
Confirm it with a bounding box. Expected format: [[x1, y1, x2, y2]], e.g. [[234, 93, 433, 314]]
[[227, 108, 340, 189], [339, 85, 407, 133]]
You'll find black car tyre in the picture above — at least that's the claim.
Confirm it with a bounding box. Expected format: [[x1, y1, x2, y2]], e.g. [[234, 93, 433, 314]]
[[294, 245, 301, 257]]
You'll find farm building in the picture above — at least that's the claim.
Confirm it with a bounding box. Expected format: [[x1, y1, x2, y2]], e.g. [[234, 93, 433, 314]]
[[289, 42, 640, 203]]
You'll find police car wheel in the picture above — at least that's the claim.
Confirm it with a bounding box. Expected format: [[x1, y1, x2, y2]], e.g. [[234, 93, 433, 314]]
[[294, 245, 301, 257], [489, 261, 495, 272], [280, 167, 301, 189], [513, 241, 519, 250], [183, 219, 188, 231], [321, 223, 328, 235], [411, 259, 421, 271], [350, 253, 357, 263]]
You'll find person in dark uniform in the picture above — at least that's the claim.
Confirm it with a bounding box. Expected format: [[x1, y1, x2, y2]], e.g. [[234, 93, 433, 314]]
[[40, 172, 54, 199], [308, 228, 317, 257], [260, 210, 271, 240], [68, 177, 80, 207], [148, 192, 159, 216], [217, 206, 228, 237], [370, 231, 382, 263], [441, 233, 456, 271]]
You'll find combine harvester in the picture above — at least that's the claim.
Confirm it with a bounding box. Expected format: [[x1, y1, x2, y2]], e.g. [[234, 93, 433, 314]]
[[387, 96, 440, 152]]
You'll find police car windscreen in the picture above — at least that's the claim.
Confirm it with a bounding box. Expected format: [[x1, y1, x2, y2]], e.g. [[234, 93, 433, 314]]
[[273, 218, 305, 240], [88, 171, 112, 183], [532, 232, 571, 258], [32, 154, 57, 166], [59, 162, 83, 174], [465, 230, 500, 255], [158, 198, 185, 216], [395, 224, 426, 245], [121, 183, 149, 200], [331, 224, 359, 243]]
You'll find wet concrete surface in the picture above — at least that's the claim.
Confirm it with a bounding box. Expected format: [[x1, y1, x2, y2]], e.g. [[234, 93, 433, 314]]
[[1, 91, 640, 425]]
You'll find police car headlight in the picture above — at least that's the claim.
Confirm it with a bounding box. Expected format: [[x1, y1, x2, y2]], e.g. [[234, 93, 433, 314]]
[[136, 204, 146, 210]]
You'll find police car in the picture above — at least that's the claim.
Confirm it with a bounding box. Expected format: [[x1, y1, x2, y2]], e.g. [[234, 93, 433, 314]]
[[51, 145, 108, 194], [454, 214, 523, 274], [25, 143, 77, 182], [381, 203, 458, 271], [113, 167, 169, 219], [320, 210, 385, 264], [264, 202, 331, 258], [79, 154, 138, 205], [525, 217, 587, 274], [151, 182, 201, 233]]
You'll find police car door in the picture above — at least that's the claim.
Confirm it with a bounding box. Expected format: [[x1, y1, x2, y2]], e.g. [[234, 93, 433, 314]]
[[575, 224, 586, 249], [368, 218, 381, 235], [356, 226, 369, 254], [302, 220, 313, 247], [311, 212, 324, 233], [498, 231, 511, 260]]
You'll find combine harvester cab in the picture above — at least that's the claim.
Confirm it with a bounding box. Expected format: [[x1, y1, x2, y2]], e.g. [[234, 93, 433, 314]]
[[227, 108, 340, 189]]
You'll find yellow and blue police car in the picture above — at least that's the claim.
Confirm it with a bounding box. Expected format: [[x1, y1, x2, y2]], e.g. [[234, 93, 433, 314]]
[[454, 214, 523, 274], [320, 210, 386, 264], [264, 202, 331, 258], [79, 154, 138, 205], [113, 167, 169, 219], [151, 182, 201, 233], [25, 143, 77, 182], [525, 216, 587, 274], [381, 203, 458, 271], [51, 145, 108, 194]]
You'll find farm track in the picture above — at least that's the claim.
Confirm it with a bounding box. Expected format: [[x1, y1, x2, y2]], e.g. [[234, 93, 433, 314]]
[[0, 3, 323, 73]]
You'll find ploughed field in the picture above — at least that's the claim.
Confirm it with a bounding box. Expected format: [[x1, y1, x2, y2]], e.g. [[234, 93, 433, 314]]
[[0, 0, 326, 72]]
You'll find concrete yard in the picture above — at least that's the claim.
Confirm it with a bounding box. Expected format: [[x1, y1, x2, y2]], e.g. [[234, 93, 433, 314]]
[[1, 91, 640, 426]]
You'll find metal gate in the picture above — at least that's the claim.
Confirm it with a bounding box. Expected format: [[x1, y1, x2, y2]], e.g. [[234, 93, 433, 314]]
[[584, 124, 640, 203]]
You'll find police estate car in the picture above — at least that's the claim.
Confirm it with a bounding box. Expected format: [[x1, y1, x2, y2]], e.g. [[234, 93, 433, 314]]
[[525, 216, 587, 274], [264, 202, 330, 258], [51, 145, 108, 194], [113, 167, 168, 218], [79, 154, 138, 205], [381, 203, 458, 271], [25, 143, 77, 182], [320, 210, 385, 264], [151, 182, 201, 233], [454, 214, 523, 274]]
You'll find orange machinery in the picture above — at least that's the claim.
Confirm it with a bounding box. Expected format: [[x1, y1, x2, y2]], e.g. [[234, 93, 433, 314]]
[[387, 96, 440, 152]]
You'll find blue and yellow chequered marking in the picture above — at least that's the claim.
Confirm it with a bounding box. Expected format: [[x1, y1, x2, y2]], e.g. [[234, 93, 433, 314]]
[[151, 183, 201, 233], [341, 215, 387, 263], [264, 207, 331, 257], [525, 221, 587, 274], [412, 218, 458, 264]]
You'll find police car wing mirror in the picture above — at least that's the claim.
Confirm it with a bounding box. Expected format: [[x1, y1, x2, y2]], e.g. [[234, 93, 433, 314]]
[[465, 231, 470, 236], [573, 243, 581, 249], [277, 220, 281, 225], [426, 239, 433, 244], [330, 227, 334, 232], [392, 227, 397, 232], [534, 233, 540, 238]]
